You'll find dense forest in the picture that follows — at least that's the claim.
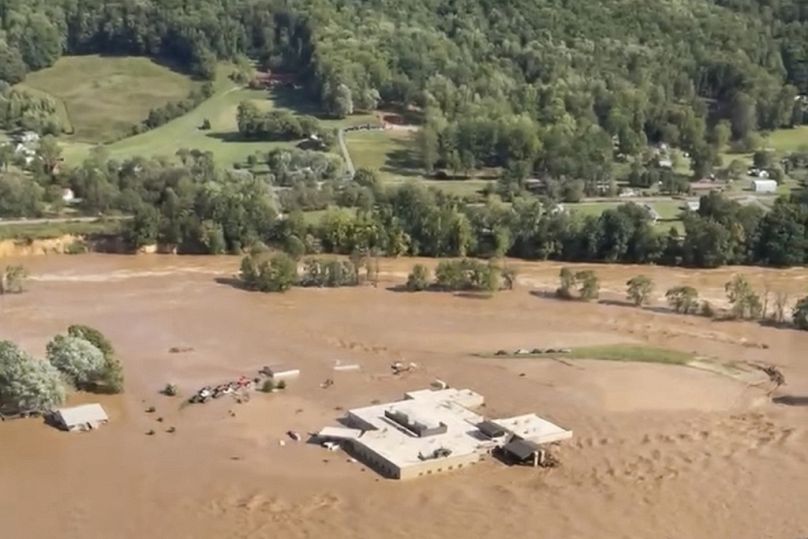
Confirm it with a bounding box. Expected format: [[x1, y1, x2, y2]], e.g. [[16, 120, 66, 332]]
[[2, 0, 807, 174], [2, 1, 808, 268]]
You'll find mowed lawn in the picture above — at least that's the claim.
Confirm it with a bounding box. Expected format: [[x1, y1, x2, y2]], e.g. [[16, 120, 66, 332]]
[[59, 66, 378, 167], [19, 55, 197, 143], [345, 129, 493, 197], [766, 126, 808, 153]]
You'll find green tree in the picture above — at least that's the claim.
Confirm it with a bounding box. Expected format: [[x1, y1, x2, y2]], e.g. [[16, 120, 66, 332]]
[[0, 341, 65, 414], [724, 275, 762, 319], [0, 42, 27, 84], [626, 275, 654, 306], [727, 159, 747, 181], [67, 325, 123, 393], [730, 92, 757, 140], [242, 252, 298, 293], [406, 264, 431, 291], [666, 286, 699, 314], [46, 335, 106, 388]]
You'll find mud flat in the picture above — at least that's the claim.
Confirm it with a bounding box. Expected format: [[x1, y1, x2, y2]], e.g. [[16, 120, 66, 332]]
[[1, 255, 807, 539]]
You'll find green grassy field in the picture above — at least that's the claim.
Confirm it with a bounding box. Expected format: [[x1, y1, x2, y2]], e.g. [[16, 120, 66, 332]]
[[565, 344, 694, 365], [18, 56, 197, 143], [482, 343, 694, 365], [345, 129, 493, 197], [766, 126, 808, 153], [57, 64, 377, 167]]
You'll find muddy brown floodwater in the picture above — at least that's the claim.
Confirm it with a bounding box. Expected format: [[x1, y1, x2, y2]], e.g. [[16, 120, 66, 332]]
[[1, 255, 807, 539]]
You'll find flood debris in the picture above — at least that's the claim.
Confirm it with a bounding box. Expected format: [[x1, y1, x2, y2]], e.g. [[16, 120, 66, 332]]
[[391, 361, 418, 375], [188, 376, 253, 404]]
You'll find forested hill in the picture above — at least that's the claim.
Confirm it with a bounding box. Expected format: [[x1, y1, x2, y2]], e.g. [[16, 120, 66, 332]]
[[2, 1, 807, 170]]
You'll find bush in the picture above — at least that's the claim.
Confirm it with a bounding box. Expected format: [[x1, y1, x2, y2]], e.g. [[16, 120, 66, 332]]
[[276, 380, 287, 390], [700, 301, 715, 318], [406, 264, 431, 291], [261, 379, 275, 392]]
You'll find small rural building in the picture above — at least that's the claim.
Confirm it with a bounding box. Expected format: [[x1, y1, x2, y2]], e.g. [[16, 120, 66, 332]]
[[752, 179, 777, 193], [686, 200, 700, 212], [53, 404, 109, 432], [61, 188, 76, 203]]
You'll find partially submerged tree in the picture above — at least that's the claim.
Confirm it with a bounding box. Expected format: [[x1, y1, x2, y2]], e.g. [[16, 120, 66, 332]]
[[556, 267, 576, 299], [725, 275, 762, 320], [0, 265, 28, 294], [240, 252, 298, 292], [406, 264, 431, 291], [774, 291, 790, 324], [793, 296, 808, 330], [666, 286, 699, 314], [0, 340, 65, 414], [67, 325, 123, 393], [626, 275, 654, 306], [501, 265, 517, 291], [576, 271, 600, 301], [46, 335, 106, 388]]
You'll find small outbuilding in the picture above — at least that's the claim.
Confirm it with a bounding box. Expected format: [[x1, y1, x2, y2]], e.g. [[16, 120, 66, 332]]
[[53, 404, 109, 432], [501, 438, 543, 466], [752, 179, 777, 193]]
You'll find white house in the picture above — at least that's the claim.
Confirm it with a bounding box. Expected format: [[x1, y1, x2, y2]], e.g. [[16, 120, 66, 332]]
[[53, 404, 109, 432], [752, 179, 777, 193], [61, 188, 76, 203]]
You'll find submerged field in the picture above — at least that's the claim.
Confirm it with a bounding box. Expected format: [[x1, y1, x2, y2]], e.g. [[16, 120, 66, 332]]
[[18, 55, 197, 143], [0, 255, 806, 538]]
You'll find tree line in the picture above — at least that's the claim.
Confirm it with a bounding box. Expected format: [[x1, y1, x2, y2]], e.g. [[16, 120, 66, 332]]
[[235, 101, 333, 143], [6, 139, 808, 270], [554, 267, 808, 329]]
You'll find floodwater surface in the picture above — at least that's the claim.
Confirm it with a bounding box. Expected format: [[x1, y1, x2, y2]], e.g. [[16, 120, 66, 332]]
[[1, 255, 807, 539]]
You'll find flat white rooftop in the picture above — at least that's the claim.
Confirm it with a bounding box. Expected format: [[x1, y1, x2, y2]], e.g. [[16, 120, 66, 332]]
[[492, 414, 573, 444], [329, 387, 573, 477], [347, 389, 488, 468]]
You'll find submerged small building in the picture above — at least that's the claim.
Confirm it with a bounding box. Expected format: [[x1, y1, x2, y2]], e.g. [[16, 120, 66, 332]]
[[53, 404, 108, 432], [318, 387, 572, 480]]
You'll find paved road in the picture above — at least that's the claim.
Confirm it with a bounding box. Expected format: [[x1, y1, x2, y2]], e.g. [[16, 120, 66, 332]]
[[0, 216, 128, 227], [337, 127, 355, 178]]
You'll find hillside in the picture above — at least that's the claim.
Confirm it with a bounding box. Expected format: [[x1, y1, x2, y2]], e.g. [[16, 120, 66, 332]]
[[17, 56, 197, 143]]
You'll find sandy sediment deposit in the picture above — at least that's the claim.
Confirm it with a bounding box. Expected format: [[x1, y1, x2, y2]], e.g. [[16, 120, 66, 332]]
[[1, 255, 807, 538]]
